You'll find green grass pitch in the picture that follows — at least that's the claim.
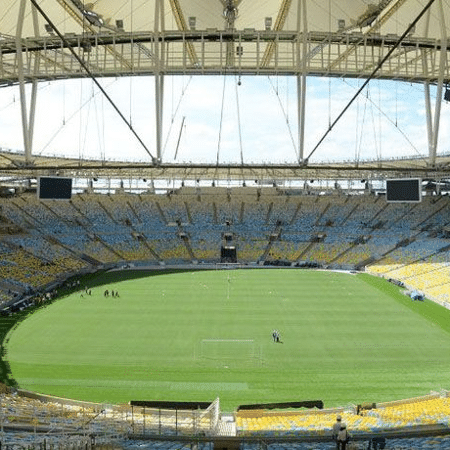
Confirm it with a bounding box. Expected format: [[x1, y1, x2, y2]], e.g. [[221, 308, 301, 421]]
[[5, 269, 450, 411]]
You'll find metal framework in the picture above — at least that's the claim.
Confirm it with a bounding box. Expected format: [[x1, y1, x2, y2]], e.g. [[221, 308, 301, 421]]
[[1, 148, 450, 181], [1, 0, 450, 178], [2, 30, 450, 83]]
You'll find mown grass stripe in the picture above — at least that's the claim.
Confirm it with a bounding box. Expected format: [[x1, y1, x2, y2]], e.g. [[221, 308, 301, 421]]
[[4, 269, 450, 410]]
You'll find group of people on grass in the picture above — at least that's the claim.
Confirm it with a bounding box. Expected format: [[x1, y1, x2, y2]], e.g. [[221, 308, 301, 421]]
[[104, 289, 120, 298], [80, 288, 120, 298]]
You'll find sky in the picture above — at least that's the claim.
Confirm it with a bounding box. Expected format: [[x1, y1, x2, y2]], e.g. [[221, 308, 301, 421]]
[[0, 74, 449, 166]]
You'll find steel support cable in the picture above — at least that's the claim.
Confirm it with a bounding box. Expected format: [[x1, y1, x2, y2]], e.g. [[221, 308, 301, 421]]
[[354, 88, 360, 163], [38, 78, 118, 156], [162, 76, 192, 159], [267, 76, 297, 156], [341, 78, 425, 162], [305, 0, 437, 163], [358, 92, 370, 164], [234, 76, 244, 165], [217, 75, 227, 165], [29, 0, 156, 163], [358, 88, 371, 163], [369, 89, 381, 162]]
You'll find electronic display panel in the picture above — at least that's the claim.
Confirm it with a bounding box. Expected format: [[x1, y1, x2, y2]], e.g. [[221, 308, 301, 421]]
[[386, 178, 421, 203], [38, 176, 72, 200]]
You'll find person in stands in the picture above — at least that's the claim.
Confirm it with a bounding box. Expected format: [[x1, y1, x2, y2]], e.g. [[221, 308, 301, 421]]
[[332, 415, 342, 449], [337, 424, 350, 450]]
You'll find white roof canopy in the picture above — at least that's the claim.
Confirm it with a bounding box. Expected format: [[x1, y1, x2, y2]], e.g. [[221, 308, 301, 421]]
[[1, 0, 449, 83], [1, 0, 449, 177]]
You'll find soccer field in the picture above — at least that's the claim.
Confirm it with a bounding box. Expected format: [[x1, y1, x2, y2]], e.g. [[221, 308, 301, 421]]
[[5, 269, 450, 411]]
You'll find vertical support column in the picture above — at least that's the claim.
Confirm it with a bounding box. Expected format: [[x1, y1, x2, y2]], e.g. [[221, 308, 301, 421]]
[[155, 73, 164, 164], [430, 0, 448, 166], [15, 0, 31, 163], [154, 0, 165, 164], [422, 9, 433, 160], [15, 0, 40, 165], [28, 3, 41, 157], [423, 0, 447, 167], [424, 81, 433, 156], [296, 0, 308, 163]]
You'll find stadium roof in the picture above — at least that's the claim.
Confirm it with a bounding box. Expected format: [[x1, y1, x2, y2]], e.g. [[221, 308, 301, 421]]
[[1, 0, 450, 178], [1, 148, 450, 181], [2, 0, 449, 83]]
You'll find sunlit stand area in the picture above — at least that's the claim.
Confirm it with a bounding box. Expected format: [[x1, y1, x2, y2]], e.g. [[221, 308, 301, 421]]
[[1, 181, 450, 309], [1, 384, 450, 450], [1, 182, 450, 448]]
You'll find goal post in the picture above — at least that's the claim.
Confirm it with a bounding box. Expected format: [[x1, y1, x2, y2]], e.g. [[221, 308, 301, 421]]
[[196, 339, 263, 367]]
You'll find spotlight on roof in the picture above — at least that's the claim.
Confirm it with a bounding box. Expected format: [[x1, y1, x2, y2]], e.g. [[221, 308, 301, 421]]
[[265, 17, 272, 31], [44, 23, 54, 34], [115, 19, 124, 30], [338, 19, 345, 30], [84, 9, 104, 27], [189, 17, 196, 30]]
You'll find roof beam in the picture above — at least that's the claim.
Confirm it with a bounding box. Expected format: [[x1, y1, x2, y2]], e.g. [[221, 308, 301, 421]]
[[328, 0, 409, 71], [261, 0, 293, 68], [167, 0, 199, 66], [1, 30, 449, 83], [56, 0, 133, 71]]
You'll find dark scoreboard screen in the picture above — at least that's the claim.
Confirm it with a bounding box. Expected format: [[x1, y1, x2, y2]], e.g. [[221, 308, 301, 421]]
[[386, 178, 421, 203], [38, 176, 72, 200]]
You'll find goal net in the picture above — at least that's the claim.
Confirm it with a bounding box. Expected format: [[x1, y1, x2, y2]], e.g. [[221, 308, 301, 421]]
[[197, 339, 263, 367]]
